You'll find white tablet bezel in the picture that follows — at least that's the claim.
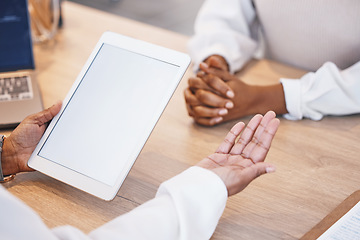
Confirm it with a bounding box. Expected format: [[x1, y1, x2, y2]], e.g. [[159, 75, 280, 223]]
[[28, 31, 190, 201]]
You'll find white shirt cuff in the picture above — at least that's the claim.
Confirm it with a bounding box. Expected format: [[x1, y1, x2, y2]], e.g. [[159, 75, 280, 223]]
[[280, 78, 303, 120]]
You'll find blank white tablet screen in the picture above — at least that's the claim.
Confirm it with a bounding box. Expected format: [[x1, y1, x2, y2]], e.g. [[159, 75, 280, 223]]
[[38, 43, 179, 186]]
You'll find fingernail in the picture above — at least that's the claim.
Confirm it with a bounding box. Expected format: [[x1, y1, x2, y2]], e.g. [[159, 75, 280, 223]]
[[200, 62, 209, 68], [225, 101, 234, 109], [226, 90, 234, 98], [218, 109, 228, 115], [197, 71, 205, 77], [53, 100, 62, 107], [266, 166, 276, 173], [211, 117, 223, 124]]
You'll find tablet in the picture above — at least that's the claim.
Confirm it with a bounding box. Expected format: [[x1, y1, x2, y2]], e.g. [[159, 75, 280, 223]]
[[28, 32, 190, 200]]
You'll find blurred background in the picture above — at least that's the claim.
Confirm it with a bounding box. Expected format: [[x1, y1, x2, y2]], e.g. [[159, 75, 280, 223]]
[[68, 0, 205, 36]]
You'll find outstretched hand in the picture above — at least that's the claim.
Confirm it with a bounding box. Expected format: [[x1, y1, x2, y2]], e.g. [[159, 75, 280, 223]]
[[1, 101, 62, 175], [196, 111, 280, 196]]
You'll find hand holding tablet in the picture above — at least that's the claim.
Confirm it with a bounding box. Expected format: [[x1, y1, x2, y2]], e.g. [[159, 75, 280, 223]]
[[28, 32, 190, 200]]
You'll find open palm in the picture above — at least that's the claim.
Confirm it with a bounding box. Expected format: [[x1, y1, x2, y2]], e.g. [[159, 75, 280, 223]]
[[197, 111, 280, 196]]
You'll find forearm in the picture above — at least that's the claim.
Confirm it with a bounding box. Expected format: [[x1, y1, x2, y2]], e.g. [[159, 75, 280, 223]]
[[251, 83, 288, 116], [90, 167, 227, 240]]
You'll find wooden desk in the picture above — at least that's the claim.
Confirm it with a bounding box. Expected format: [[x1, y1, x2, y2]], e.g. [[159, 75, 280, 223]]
[[2, 2, 360, 239]]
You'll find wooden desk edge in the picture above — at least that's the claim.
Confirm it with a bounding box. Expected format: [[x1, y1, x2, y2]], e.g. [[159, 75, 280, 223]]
[[300, 190, 360, 239]]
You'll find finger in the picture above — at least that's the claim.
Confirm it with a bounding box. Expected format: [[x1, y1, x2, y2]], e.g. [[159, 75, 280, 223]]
[[196, 70, 206, 78], [243, 162, 276, 182], [184, 88, 199, 117], [197, 70, 232, 97], [216, 122, 245, 154], [193, 105, 228, 118], [227, 162, 276, 196], [194, 116, 223, 126], [199, 73, 234, 98], [30, 101, 62, 126], [229, 114, 263, 155], [188, 77, 213, 92], [200, 62, 234, 82], [248, 118, 280, 163], [186, 104, 194, 117], [196, 89, 234, 109], [184, 88, 202, 106], [245, 162, 276, 180], [206, 55, 228, 71], [185, 88, 229, 118], [241, 111, 277, 161]]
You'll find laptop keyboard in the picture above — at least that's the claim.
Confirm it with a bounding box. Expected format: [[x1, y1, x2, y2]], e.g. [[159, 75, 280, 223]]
[[0, 75, 33, 102]]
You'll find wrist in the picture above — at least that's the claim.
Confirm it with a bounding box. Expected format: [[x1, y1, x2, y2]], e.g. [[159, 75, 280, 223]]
[[258, 83, 287, 115], [1, 136, 20, 176], [223, 82, 288, 122], [245, 83, 287, 116]]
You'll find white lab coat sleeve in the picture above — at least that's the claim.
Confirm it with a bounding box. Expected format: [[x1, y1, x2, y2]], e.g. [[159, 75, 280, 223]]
[[88, 166, 228, 240], [0, 167, 228, 240], [0, 185, 60, 240], [280, 61, 360, 120], [188, 0, 258, 73]]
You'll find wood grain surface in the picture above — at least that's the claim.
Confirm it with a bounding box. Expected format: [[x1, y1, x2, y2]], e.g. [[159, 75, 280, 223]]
[[2, 2, 360, 239]]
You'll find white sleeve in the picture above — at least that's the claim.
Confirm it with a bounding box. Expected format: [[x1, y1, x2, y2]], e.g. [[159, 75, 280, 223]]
[[0, 167, 228, 240], [0, 185, 60, 240], [280, 61, 360, 120], [89, 166, 228, 240], [188, 0, 258, 73]]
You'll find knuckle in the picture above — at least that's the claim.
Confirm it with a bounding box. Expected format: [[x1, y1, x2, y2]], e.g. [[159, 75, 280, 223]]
[[192, 106, 203, 115], [188, 77, 198, 86], [195, 89, 207, 101]]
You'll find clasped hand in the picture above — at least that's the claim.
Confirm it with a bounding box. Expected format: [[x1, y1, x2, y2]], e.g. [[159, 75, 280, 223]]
[[184, 55, 259, 126]]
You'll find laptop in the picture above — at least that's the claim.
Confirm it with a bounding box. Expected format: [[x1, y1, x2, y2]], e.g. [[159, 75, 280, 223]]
[[0, 0, 43, 128]]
